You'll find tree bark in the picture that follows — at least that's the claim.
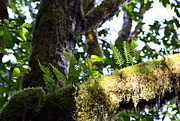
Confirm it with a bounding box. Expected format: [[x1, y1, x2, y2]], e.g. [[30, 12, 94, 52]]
[[21, 0, 84, 88], [0, 0, 8, 63], [21, 0, 126, 89], [83, 0, 103, 62]]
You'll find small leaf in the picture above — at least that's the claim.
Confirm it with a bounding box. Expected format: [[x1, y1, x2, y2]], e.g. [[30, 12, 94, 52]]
[[90, 55, 105, 62], [3, 19, 9, 24], [17, 27, 28, 41], [10, 21, 17, 26], [13, 67, 21, 77], [22, 23, 33, 28], [22, 65, 31, 71]]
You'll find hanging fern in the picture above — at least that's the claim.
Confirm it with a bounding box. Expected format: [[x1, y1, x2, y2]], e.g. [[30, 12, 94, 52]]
[[110, 44, 124, 67]]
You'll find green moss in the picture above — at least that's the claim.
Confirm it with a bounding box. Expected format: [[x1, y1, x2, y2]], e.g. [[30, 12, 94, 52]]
[[75, 54, 180, 120], [35, 85, 76, 121], [0, 87, 45, 121]]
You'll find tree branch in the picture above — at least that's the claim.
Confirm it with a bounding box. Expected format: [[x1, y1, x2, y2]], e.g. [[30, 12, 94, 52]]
[[131, 3, 146, 40], [1, 54, 180, 121], [76, 53, 180, 120], [82, 0, 126, 33], [115, 10, 132, 50]]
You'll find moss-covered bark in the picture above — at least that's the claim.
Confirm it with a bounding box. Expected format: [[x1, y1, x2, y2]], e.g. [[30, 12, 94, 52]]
[[1, 54, 179, 121], [75, 54, 180, 120], [0, 87, 45, 121], [0, 86, 75, 121]]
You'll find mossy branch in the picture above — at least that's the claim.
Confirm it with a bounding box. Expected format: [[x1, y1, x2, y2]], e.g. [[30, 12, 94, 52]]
[[1, 54, 180, 121], [76, 53, 180, 120]]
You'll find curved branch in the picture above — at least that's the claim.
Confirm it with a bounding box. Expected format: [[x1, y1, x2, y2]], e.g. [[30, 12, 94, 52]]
[[76, 53, 180, 120], [82, 0, 126, 33], [115, 10, 132, 50], [131, 3, 146, 40]]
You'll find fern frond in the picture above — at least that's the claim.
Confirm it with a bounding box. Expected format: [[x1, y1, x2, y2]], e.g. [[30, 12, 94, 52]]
[[38, 60, 56, 93], [110, 44, 124, 67], [38, 60, 52, 76], [63, 51, 77, 65], [63, 51, 82, 83], [43, 74, 56, 93], [130, 40, 140, 62], [123, 41, 133, 64], [50, 64, 67, 87]]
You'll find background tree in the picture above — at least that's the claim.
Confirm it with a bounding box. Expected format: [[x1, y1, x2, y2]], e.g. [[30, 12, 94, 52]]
[[0, 0, 179, 120]]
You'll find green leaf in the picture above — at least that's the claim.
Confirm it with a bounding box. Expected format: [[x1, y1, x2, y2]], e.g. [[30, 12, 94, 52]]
[[22, 23, 33, 28], [90, 55, 105, 62], [17, 27, 28, 41], [0, 31, 4, 36], [3, 19, 9, 24], [13, 67, 21, 77], [10, 21, 17, 26], [22, 65, 31, 71]]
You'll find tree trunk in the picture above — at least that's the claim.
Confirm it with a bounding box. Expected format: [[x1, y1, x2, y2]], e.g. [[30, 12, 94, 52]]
[[21, 0, 84, 88], [21, 0, 126, 89], [0, 0, 8, 63]]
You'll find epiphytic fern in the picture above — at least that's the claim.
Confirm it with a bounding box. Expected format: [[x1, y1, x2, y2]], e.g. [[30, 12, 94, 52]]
[[110, 40, 140, 68], [38, 60, 56, 93], [110, 44, 124, 68], [50, 64, 67, 87], [123, 41, 133, 65]]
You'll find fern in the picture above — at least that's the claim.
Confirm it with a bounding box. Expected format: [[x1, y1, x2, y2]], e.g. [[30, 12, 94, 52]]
[[38, 60, 56, 93], [50, 64, 67, 87], [123, 41, 133, 65], [63, 51, 82, 83], [110, 44, 124, 67], [130, 40, 140, 62], [63, 50, 77, 66]]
